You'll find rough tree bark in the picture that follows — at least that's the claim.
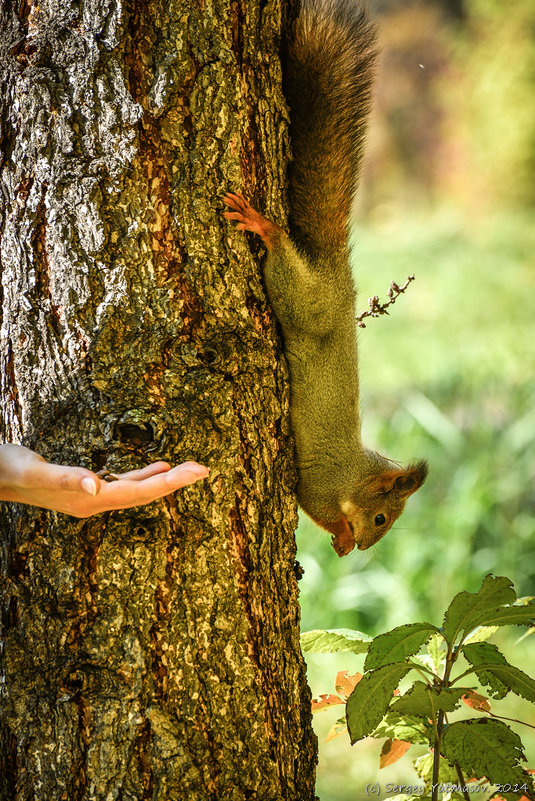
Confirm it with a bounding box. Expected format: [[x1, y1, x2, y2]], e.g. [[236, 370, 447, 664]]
[[0, 0, 317, 798]]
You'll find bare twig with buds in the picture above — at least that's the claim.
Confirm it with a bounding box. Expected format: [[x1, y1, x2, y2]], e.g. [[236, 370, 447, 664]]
[[356, 275, 416, 328]]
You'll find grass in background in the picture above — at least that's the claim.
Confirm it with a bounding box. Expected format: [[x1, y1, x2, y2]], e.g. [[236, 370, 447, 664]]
[[296, 207, 535, 800]]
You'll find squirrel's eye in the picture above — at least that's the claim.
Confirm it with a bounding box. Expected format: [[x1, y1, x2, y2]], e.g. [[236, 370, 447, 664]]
[[374, 513, 386, 526]]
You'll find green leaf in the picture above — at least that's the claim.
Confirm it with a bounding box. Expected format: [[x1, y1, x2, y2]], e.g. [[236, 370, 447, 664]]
[[462, 625, 499, 645], [474, 604, 535, 629], [346, 663, 412, 744], [462, 642, 535, 702], [391, 682, 470, 718], [364, 623, 440, 670], [300, 628, 371, 654], [371, 712, 430, 745], [325, 717, 348, 742], [441, 719, 532, 789], [460, 642, 509, 698], [442, 575, 516, 644], [383, 796, 431, 801], [414, 752, 460, 785], [427, 632, 447, 673], [517, 626, 535, 643]]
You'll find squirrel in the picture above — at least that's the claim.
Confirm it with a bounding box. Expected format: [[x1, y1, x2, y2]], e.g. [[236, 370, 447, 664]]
[[223, 0, 427, 557]]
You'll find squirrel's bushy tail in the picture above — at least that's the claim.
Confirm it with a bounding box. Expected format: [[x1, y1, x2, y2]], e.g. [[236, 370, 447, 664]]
[[285, 0, 377, 257]]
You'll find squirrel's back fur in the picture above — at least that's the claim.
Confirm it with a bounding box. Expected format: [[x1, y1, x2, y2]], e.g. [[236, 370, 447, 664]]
[[285, 0, 377, 256]]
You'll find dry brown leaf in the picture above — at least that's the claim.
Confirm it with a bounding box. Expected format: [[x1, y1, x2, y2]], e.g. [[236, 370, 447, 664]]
[[462, 690, 491, 713], [334, 670, 363, 698], [379, 738, 411, 769], [311, 693, 345, 712]]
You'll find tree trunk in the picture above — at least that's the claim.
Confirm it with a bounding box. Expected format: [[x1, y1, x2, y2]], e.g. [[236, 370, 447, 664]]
[[0, 1, 317, 798]]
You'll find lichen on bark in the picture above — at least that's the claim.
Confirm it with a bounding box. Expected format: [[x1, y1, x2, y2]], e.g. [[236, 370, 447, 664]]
[[0, 0, 317, 799]]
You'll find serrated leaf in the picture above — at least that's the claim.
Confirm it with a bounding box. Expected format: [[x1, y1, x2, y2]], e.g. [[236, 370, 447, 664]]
[[311, 693, 345, 712], [325, 718, 347, 742], [379, 738, 411, 768], [460, 642, 509, 698], [443, 575, 516, 645], [513, 795, 533, 801], [346, 663, 412, 744], [334, 670, 362, 698], [441, 719, 533, 789], [475, 604, 535, 629], [391, 682, 469, 717], [300, 628, 371, 654], [462, 625, 499, 645], [427, 632, 447, 673], [372, 713, 430, 745], [462, 642, 535, 702], [517, 626, 535, 643], [364, 623, 439, 670], [462, 690, 491, 712]]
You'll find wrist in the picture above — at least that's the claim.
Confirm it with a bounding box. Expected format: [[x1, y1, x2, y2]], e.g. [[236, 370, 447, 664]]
[[0, 444, 38, 501], [0, 444, 17, 498], [0, 444, 11, 487]]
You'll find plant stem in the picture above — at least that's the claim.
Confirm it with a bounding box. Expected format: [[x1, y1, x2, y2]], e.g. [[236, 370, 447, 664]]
[[454, 761, 471, 801], [432, 647, 457, 801], [432, 710, 444, 801], [486, 710, 535, 730]]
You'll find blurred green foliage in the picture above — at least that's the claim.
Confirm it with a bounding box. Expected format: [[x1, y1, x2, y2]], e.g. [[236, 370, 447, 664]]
[[449, 0, 535, 208], [364, 0, 535, 211]]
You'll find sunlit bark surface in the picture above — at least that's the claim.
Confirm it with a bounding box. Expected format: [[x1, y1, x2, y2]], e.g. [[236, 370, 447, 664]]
[[0, 0, 316, 798]]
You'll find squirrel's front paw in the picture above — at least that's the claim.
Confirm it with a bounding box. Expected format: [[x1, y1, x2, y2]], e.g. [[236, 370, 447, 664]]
[[223, 192, 251, 228], [223, 191, 281, 250]]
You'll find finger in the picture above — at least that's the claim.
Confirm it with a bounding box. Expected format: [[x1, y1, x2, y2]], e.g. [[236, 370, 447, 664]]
[[96, 463, 209, 510], [119, 462, 172, 481], [161, 462, 210, 489]]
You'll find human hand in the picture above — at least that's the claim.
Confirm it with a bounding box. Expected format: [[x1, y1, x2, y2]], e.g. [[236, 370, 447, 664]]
[[0, 444, 209, 518]]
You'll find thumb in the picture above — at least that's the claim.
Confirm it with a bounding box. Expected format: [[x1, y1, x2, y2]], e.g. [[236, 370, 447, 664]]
[[41, 463, 102, 496]]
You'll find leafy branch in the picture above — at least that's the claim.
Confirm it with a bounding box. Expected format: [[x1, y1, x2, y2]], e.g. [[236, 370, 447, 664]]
[[303, 575, 535, 801]]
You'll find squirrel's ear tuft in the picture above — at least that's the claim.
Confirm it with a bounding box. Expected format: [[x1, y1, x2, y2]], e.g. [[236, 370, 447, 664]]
[[370, 460, 428, 497], [393, 460, 428, 497]]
